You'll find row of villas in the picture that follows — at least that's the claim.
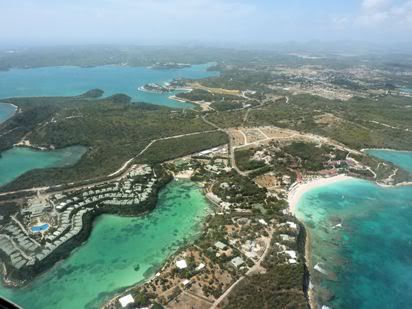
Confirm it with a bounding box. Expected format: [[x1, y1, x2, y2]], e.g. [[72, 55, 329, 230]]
[[0, 165, 156, 271]]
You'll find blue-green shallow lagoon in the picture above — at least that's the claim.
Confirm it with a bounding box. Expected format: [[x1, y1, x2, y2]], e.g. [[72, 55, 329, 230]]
[[296, 152, 412, 308], [0, 64, 217, 108], [0, 180, 209, 309], [0, 146, 87, 187]]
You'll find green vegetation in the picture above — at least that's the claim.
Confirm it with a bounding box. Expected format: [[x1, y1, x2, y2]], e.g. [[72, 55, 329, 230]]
[[140, 131, 228, 164], [224, 220, 308, 309], [208, 94, 412, 151], [0, 93, 219, 191], [177, 89, 245, 111], [235, 148, 266, 171], [284, 142, 345, 171]]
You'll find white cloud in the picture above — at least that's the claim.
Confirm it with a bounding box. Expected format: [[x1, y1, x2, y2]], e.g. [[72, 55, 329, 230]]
[[362, 0, 391, 12], [358, 0, 412, 27]]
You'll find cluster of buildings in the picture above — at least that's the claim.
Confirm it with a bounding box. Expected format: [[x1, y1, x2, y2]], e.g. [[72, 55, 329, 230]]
[[0, 226, 39, 269], [0, 165, 157, 272], [269, 64, 391, 100], [274, 221, 300, 265]]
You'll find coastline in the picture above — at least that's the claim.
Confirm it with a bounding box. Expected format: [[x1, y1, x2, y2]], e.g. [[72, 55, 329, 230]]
[[169, 94, 213, 111], [288, 171, 412, 309], [287, 174, 355, 309], [0, 171, 173, 289], [305, 231, 316, 309], [103, 178, 213, 308], [0, 102, 18, 112], [361, 148, 412, 153], [288, 174, 354, 215], [0, 102, 18, 122]]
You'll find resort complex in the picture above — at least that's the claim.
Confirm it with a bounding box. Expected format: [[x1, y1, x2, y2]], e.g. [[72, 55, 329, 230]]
[[0, 165, 161, 279]]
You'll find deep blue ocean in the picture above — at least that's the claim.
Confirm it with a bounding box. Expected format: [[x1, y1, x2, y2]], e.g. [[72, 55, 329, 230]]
[[296, 151, 412, 308]]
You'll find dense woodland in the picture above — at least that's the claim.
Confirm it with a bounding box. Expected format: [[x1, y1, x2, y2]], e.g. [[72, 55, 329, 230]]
[[0, 92, 226, 191]]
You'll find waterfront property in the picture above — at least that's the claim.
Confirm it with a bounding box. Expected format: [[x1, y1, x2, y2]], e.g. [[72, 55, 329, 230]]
[[0, 180, 209, 309], [0, 165, 157, 273]]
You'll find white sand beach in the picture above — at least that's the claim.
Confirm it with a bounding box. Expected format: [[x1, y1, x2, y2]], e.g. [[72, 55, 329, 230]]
[[288, 174, 353, 214]]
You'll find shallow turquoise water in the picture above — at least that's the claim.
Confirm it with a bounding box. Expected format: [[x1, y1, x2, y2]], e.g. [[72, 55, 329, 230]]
[[0, 146, 87, 186], [0, 180, 209, 309], [0, 103, 16, 123], [366, 149, 412, 173], [296, 152, 412, 308], [0, 64, 217, 108]]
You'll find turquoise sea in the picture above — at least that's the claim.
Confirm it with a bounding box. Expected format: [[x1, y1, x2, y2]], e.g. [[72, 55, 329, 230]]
[[0, 63, 217, 108], [366, 149, 412, 173], [296, 151, 412, 308], [0, 180, 209, 309], [0, 146, 87, 187]]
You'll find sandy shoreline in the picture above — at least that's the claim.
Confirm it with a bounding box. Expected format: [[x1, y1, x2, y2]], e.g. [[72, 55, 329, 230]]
[[287, 174, 354, 215], [287, 174, 353, 308], [361, 147, 412, 153]]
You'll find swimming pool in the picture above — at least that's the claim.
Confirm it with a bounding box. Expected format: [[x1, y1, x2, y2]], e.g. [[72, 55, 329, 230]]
[[31, 223, 50, 233]]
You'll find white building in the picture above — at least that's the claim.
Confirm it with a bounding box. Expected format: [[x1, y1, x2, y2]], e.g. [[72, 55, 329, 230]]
[[176, 259, 188, 269], [119, 294, 134, 308]]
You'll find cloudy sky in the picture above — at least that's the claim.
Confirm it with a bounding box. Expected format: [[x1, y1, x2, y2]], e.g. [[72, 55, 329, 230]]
[[1, 0, 411, 45]]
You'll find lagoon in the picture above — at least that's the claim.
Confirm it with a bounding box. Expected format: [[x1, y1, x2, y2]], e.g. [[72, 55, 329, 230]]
[[296, 152, 412, 308], [0, 180, 209, 309], [0, 146, 87, 187], [0, 64, 218, 108]]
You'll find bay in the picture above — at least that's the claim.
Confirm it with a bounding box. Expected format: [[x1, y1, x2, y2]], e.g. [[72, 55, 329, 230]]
[[296, 150, 412, 308], [0, 146, 87, 187], [0, 180, 209, 309], [0, 64, 217, 108]]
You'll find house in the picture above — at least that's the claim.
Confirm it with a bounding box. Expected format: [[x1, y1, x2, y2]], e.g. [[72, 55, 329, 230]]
[[285, 250, 297, 259], [280, 234, 295, 242], [206, 192, 222, 204], [231, 256, 245, 268], [176, 259, 188, 269], [196, 263, 205, 271], [258, 219, 268, 226], [214, 241, 227, 250], [119, 294, 134, 308], [220, 182, 230, 189], [182, 279, 190, 287], [282, 175, 292, 185]]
